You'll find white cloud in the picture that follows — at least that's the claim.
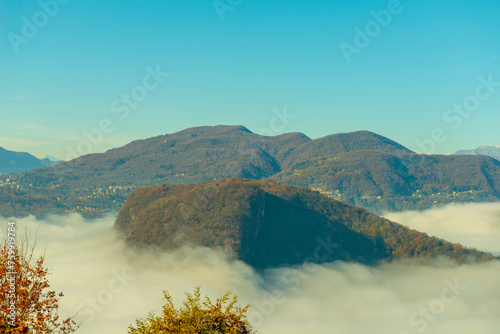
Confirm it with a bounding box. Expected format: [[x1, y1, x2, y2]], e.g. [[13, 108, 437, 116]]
[[384, 202, 500, 256], [1, 206, 500, 334]]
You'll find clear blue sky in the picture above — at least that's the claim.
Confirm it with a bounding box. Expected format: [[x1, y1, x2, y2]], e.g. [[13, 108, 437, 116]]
[[1, 0, 499, 159]]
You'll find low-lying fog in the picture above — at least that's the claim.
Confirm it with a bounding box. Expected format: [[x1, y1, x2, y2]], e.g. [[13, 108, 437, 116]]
[[384, 202, 500, 256], [2, 202, 500, 334]]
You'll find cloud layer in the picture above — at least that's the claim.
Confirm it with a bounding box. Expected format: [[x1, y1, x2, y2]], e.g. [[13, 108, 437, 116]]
[[384, 202, 500, 256], [1, 203, 500, 334]]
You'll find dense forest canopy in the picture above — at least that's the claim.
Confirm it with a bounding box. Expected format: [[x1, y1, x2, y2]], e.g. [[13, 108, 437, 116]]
[[115, 179, 495, 269]]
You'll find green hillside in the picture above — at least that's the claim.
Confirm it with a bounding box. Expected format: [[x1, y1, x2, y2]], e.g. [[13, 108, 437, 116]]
[[274, 151, 500, 212], [114, 179, 495, 269]]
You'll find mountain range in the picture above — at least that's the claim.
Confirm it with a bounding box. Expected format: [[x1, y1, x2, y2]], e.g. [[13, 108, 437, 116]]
[[114, 179, 495, 269], [455, 145, 500, 161], [0, 146, 62, 175], [1, 125, 499, 217]]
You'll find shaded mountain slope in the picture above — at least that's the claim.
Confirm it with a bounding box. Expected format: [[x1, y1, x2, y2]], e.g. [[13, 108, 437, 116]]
[[114, 179, 494, 269], [0, 147, 47, 174]]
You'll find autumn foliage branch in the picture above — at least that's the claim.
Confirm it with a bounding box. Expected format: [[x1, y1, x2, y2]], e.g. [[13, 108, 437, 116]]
[[0, 224, 78, 334]]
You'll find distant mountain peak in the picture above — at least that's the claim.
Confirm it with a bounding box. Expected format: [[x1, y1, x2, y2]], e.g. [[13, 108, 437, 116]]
[[0, 146, 45, 174], [454, 145, 500, 161], [40, 155, 63, 162]]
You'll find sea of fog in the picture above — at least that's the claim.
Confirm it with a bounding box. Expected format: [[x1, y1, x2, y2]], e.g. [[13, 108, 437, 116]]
[[384, 202, 500, 257], [2, 202, 500, 334]]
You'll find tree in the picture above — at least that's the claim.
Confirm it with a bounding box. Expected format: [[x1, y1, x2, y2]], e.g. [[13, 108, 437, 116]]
[[128, 287, 258, 334], [0, 225, 78, 333]]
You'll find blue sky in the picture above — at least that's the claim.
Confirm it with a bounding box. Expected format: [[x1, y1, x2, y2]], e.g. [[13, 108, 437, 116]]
[[1, 0, 499, 159]]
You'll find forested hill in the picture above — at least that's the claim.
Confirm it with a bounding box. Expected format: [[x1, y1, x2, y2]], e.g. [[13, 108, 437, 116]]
[[274, 150, 500, 212], [277, 130, 412, 169], [114, 179, 495, 269], [1, 125, 500, 217], [3, 126, 410, 190]]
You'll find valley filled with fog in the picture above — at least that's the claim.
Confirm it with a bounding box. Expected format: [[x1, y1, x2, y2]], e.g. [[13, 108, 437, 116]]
[[2, 202, 500, 334]]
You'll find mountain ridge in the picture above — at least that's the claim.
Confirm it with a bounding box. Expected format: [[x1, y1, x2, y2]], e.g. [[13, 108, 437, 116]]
[[1, 125, 499, 217], [455, 145, 500, 161], [0, 146, 62, 175]]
